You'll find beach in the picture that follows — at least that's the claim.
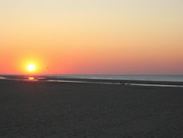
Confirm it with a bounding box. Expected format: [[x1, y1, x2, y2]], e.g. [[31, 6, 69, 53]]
[[0, 79, 183, 137]]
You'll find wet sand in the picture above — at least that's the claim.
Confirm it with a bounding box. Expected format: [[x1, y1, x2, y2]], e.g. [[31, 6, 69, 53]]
[[0, 79, 183, 137]]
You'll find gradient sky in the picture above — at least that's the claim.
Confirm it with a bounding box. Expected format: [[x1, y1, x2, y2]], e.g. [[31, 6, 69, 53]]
[[0, 0, 183, 74]]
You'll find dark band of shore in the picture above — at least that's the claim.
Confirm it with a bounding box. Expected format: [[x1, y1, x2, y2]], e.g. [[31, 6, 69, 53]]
[[0, 78, 183, 137]]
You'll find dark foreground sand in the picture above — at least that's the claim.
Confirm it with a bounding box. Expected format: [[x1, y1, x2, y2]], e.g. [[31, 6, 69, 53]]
[[0, 80, 183, 137]]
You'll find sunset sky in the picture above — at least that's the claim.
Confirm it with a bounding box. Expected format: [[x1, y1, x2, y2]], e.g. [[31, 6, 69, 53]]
[[0, 0, 183, 74]]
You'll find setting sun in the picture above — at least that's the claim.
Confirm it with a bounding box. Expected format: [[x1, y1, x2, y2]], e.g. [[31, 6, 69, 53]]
[[20, 59, 43, 74], [27, 64, 36, 72]]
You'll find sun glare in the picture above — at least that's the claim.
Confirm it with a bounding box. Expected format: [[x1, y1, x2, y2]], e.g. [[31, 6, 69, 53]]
[[27, 64, 36, 72]]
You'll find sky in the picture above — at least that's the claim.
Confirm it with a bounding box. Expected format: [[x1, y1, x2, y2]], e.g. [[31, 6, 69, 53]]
[[0, 0, 183, 74]]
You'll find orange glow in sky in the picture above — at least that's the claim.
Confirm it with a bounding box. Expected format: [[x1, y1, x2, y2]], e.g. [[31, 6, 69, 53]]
[[0, 0, 183, 75]]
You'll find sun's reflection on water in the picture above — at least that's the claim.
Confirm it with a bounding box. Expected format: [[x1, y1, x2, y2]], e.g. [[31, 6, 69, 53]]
[[28, 77, 35, 81]]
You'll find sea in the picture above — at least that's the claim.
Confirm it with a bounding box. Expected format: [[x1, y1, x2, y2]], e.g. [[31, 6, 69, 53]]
[[50, 75, 183, 82], [1, 74, 183, 87]]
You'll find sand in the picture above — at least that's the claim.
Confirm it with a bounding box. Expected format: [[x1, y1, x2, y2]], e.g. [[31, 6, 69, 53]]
[[0, 79, 183, 137]]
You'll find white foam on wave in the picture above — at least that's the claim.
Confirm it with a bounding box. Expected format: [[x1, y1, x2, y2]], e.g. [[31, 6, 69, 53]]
[[47, 80, 183, 88], [130, 83, 183, 88], [49, 75, 183, 82], [0, 77, 6, 80], [47, 80, 112, 85]]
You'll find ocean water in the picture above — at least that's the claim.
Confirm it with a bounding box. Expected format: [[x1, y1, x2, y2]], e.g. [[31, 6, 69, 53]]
[[50, 75, 183, 82]]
